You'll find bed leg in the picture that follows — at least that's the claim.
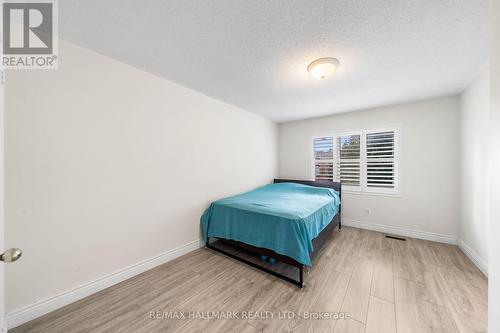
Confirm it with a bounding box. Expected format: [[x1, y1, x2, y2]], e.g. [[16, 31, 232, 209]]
[[299, 265, 304, 288], [339, 219, 342, 231]]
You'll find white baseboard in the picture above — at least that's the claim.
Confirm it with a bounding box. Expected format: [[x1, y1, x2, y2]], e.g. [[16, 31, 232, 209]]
[[7, 239, 203, 329], [457, 238, 488, 277], [342, 219, 458, 244]]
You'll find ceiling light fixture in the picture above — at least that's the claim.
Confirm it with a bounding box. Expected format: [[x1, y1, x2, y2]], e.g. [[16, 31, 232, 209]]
[[307, 57, 340, 79]]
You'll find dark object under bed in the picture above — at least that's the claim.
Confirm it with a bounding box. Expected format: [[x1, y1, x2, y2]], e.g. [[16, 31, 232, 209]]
[[205, 179, 341, 288]]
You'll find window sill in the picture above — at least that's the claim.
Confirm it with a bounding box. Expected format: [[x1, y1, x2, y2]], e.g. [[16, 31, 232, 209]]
[[342, 190, 402, 198]]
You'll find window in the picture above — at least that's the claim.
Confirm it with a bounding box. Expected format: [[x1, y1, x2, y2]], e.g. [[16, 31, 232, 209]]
[[337, 133, 361, 189], [313, 127, 399, 194], [313, 137, 334, 181], [365, 130, 396, 191]]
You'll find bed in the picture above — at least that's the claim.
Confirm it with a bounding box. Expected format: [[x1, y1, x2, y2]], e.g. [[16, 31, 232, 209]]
[[201, 179, 341, 287]]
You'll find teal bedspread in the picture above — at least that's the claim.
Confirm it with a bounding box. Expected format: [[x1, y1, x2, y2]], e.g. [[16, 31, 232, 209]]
[[201, 182, 340, 266]]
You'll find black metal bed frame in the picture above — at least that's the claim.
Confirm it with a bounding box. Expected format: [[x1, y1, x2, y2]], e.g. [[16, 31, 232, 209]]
[[205, 179, 341, 288], [206, 240, 306, 287]]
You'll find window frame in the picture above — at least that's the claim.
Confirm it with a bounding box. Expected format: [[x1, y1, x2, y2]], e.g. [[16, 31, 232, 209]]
[[311, 125, 401, 196]]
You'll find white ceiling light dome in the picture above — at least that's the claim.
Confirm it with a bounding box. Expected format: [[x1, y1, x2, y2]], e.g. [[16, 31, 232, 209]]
[[307, 57, 340, 79]]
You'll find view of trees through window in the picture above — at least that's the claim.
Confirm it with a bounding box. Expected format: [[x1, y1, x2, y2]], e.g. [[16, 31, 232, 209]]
[[313, 137, 334, 180], [338, 134, 361, 186]]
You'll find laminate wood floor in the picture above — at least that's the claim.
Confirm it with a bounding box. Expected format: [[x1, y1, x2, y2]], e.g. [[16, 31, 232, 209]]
[[10, 227, 487, 333]]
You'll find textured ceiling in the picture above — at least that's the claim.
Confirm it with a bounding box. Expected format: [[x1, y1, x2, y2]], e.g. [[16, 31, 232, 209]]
[[59, 0, 488, 122]]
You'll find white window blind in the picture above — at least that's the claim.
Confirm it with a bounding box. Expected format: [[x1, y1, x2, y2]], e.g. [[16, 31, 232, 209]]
[[337, 134, 361, 188], [313, 136, 334, 181], [365, 130, 396, 190], [313, 126, 399, 194]]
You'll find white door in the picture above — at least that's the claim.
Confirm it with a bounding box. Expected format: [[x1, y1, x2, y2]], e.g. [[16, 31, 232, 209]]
[[0, 68, 21, 333], [0, 68, 5, 333], [0, 67, 5, 333]]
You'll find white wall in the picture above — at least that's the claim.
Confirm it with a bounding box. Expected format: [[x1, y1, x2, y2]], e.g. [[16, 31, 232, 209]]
[[459, 67, 490, 274], [489, 0, 500, 330], [278, 97, 461, 240], [4, 41, 277, 316]]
